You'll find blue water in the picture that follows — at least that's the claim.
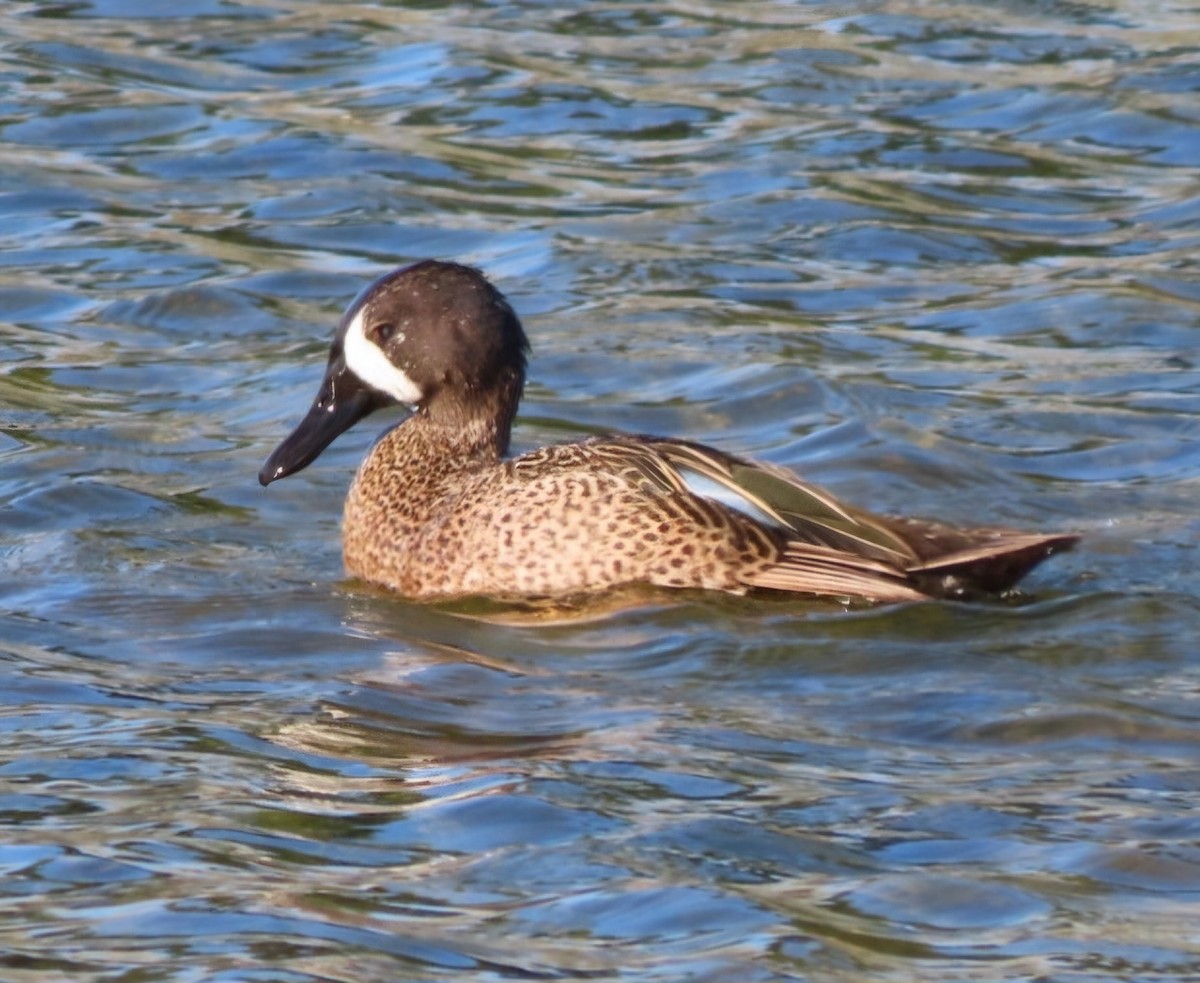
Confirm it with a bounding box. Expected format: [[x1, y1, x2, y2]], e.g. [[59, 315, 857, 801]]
[[2, 1, 1200, 979]]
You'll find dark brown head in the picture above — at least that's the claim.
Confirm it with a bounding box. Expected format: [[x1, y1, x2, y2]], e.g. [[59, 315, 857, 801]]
[[259, 260, 529, 486]]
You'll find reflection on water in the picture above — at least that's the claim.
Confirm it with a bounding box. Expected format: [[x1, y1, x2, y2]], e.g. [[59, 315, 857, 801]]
[[2, 0, 1200, 979]]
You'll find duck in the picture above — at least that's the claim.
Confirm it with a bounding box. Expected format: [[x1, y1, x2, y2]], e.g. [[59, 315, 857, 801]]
[[259, 259, 1077, 604]]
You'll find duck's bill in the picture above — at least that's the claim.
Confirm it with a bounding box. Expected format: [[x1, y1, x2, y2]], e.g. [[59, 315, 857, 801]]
[[258, 362, 385, 486]]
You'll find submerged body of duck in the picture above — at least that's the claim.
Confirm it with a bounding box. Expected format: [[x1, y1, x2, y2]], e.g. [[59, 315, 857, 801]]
[[260, 260, 1076, 603]]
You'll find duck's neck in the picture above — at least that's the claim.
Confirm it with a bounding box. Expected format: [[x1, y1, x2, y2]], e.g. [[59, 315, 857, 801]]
[[392, 410, 506, 464], [443, 381, 520, 453], [383, 380, 520, 466]]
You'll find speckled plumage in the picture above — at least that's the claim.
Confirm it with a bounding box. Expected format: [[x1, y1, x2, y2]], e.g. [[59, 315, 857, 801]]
[[261, 260, 1077, 603]]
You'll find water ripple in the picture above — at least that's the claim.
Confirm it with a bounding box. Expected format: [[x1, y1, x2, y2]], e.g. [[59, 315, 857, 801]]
[[2, 0, 1199, 979]]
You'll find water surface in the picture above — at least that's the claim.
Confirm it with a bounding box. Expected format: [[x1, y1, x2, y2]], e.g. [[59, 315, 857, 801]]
[[2, 1, 1200, 980]]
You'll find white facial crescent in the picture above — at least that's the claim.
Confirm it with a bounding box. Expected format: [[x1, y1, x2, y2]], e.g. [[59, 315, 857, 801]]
[[342, 307, 422, 404]]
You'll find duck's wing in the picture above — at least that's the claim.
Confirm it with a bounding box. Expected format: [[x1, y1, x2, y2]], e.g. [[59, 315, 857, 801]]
[[584, 435, 1077, 598], [595, 435, 921, 566]]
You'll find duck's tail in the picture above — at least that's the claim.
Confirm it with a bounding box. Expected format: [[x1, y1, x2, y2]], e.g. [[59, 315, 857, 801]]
[[901, 528, 1080, 598], [743, 528, 1078, 603]]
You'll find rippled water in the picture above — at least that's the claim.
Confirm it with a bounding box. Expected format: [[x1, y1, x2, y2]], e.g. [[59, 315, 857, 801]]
[[3, 1, 1200, 979]]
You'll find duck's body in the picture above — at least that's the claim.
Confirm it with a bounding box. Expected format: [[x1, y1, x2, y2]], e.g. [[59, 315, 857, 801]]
[[260, 260, 1076, 604]]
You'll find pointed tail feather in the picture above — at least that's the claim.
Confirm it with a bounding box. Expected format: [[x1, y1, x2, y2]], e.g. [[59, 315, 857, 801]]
[[908, 532, 1079, 596]]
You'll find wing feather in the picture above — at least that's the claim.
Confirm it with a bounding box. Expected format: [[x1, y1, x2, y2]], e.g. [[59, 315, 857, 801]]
[[741, 543, 926, 602], [602, 435, 918, 564]]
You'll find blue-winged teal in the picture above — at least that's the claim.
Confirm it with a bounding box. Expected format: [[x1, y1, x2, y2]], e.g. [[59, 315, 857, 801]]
[[260, 260, 1077, 603]]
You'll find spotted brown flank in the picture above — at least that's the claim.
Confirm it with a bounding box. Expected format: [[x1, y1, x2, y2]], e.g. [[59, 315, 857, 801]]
[[261, 260, 1077, 603]]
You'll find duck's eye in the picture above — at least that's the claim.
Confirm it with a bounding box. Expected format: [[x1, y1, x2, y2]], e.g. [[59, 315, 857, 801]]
[[370, 322, 395, 344]]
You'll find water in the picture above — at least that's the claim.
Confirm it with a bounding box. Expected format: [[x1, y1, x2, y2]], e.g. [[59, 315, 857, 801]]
[[2, 1, 1199, 979]]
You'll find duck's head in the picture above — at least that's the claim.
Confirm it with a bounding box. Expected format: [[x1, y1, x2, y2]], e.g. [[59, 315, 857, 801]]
[[259, 260, 529, 486]]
